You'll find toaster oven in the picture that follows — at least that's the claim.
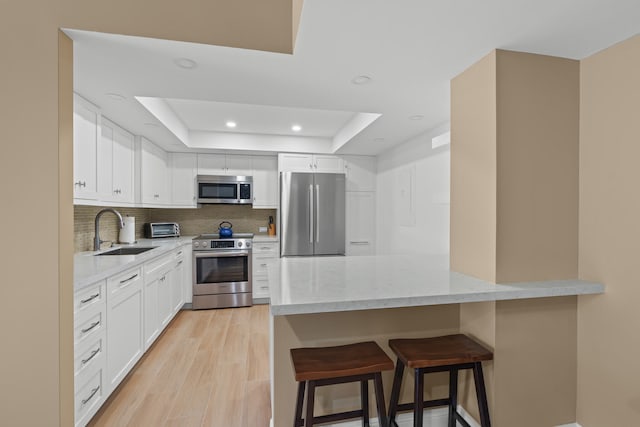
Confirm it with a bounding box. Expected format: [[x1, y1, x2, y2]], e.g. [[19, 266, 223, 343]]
[[144, 222, 180, 238]]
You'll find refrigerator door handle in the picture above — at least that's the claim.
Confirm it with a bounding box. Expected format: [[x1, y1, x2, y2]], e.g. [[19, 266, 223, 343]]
[[309, 184, 314, 243], [316, 184, 320, 242]]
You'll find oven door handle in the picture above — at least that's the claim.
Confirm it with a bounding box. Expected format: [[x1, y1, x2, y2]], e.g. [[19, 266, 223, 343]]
[[194, 250, 249, 258]]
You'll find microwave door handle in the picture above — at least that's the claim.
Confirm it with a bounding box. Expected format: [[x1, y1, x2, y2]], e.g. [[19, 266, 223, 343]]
[[316, 184, 320, 243], [309, 184, 313, 244]]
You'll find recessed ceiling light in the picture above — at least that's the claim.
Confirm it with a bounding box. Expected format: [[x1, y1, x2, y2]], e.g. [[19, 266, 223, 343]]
[[225, 121, 237, 128], [351, 75, 372, 85], [409, 115, 424, 121], [174, 58, 198, 69], [291, 125, 302, 132], [105, 93, 126, 101]]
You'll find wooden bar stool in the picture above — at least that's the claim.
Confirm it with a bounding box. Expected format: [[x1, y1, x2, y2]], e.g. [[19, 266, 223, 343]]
[[290, 341, 394, 427], [387, 334, 493, 427]]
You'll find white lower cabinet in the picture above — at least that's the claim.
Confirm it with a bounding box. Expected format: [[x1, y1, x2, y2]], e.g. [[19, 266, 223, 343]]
[[106, 266, 144, 394], [74, 246, 189, 426], [252, 240, 278, 301], [74, 280, 107, 427]]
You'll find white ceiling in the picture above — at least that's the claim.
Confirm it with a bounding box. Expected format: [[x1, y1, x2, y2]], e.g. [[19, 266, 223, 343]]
[[66, 0, 640, 156]]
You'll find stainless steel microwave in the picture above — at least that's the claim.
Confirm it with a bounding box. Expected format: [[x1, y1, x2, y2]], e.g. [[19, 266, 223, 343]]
[[197, 175, 253, 204]]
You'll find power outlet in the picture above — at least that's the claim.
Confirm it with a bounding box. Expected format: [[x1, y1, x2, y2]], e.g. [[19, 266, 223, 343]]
[[259, 226, 268, 233]]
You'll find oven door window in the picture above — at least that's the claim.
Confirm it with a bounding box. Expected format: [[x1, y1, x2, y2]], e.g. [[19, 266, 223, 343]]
[[196, 255, 248, 284], [199, 183, 238, 200]]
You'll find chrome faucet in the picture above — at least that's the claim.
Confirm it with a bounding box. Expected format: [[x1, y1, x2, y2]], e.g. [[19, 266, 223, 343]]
[[94, 208, 125, 251]]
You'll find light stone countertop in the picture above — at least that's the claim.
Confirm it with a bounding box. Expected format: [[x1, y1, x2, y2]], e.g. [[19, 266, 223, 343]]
[[253, 235, 279, 243], [268, 254, 604, 316], [74, 236, 195, 291]]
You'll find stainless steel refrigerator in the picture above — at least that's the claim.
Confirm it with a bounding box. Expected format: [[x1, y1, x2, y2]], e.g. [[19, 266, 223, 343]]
[[280, 172, 345, 257]]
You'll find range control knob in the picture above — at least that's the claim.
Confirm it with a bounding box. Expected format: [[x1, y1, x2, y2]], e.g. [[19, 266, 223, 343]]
[[194, 241, 200, 248], [238, 241, 243, 248], [245, 241, 251, 248]]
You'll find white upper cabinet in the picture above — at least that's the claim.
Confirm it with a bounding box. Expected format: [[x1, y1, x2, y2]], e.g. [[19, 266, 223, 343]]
[[279, 153, 344, 173], [197, 153, 252, 176], [73, 94, 100, 202], [252, 156, 278, 209], [342, 155, 376, 192], [137, 137, 169, 206], [170, 153, 197, 207], [98, 118, 135, 205]]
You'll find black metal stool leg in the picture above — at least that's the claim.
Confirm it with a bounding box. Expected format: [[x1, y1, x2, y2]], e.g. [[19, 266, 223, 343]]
[[361, 380, 370, 427], [388, 359, 404, 426], [448, 368, 458, 427], [305, 380, 316, 427], [414, 368, 424, 427], [373, 372, 388, 427], [294, 381, 306, 427], [472, 362, 491, 427]]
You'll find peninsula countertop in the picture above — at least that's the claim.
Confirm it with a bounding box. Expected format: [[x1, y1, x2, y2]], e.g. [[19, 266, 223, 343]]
[[268, 254, 604, 315]]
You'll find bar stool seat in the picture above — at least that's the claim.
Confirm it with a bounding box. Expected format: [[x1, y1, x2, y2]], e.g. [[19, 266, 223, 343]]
[[388, 334, 493, 427], [291, 341, 394, 427]]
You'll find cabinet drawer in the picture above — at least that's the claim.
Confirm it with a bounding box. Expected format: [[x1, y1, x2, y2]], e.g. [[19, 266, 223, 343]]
[[75, 368, 105, 427], [74, 310, 105, 346], [144, 253, 173, 281], [74, 281, 105, 317], [252, 242, 279, 256], [74, 332, 105, 377], [107, 266, 142, 295], [253, 256, 276, 276]]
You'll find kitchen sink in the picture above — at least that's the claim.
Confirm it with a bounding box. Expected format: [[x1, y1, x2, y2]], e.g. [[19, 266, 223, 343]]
[[95, 247, 157, 256]]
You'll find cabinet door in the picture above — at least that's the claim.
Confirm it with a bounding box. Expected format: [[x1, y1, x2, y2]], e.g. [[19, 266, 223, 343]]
[[73, 94, 99, 201], [252, 156, 278, 208], [158, 270, 172, 328], [225, 154, 253, 176], [346, 192, 376, 256], [343, 155, 376, 192], [143, 276, 160, 351], [279, 153, 314, 172], [111, 125, 135, 204], [313, 155, 344, 173], [170, 153, 197, 207], [140, 138, 169, 205], [172, 255, 185, 314], [97, 121, 114, 201], [106, 268, 143, 392], [197, 153, 226, 175]]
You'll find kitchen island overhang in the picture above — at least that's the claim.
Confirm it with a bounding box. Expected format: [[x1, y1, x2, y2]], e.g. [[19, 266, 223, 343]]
[[268, 255, 604, 427]]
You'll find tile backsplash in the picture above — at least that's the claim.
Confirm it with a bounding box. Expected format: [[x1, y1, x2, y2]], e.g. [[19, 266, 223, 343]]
[[74, 204, 276, 252]]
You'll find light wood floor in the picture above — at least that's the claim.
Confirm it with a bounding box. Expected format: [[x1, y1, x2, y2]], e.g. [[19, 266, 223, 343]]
[[89, 305, 271, 427]]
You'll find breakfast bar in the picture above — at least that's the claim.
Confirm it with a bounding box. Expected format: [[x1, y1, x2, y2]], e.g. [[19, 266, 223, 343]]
[[268, 255, 604, 426]]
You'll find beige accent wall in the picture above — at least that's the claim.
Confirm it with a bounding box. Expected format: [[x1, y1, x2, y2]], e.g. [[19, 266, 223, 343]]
[[0, 1, 300, 424], [452, 50, 580, 426], [272, 305, 460, 426], [74, 204, 276, 252], [495, 51, 579, 283], [450, 50, 497, 282], [577, 34, 640, 426]]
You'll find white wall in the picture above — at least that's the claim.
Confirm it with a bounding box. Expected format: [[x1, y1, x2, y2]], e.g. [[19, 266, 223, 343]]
[[376, 123, 450, 255]]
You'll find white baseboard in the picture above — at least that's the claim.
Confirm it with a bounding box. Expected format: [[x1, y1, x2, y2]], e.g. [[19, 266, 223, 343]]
[[556, 424, 582, 427]]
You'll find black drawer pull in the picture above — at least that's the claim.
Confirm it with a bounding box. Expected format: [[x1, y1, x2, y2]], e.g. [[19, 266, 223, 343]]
[[80, 293, 100, 304], [81, 386, 100, 405], [81, 321, 100, 334]]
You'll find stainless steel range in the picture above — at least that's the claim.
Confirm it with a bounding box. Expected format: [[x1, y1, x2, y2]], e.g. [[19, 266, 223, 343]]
[[192, 233, 253, 309]]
